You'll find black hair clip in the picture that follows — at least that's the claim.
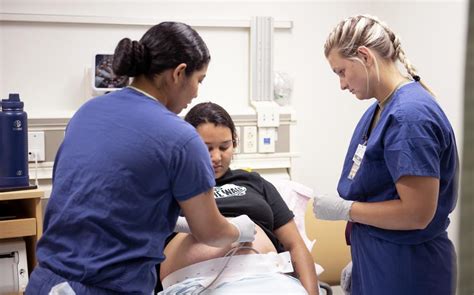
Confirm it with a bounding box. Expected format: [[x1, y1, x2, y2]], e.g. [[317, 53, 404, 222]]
[[412, 75, 421, 82]]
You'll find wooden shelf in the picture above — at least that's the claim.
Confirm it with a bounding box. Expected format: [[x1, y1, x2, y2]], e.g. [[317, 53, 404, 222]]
[[0, 218, 36, 239], [0, 188, 44, 279], [0, 189, 44, 201]]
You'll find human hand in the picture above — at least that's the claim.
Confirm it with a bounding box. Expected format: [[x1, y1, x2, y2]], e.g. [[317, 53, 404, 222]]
[[313, 194, 354, 221], [229, 215, 256, 243], [340, 261, 352, 295], [173, 216, 191, 233]]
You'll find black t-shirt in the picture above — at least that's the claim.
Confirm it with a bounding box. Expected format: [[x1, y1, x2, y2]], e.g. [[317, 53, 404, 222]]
[[215, 169, 294, 252]]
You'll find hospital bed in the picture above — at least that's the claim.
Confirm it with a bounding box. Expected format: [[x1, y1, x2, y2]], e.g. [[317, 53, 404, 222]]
[[156, 178, 347, 294]]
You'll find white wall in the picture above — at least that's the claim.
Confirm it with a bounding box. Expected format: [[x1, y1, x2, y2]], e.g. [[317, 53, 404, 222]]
[[1, 0, 467, 250]]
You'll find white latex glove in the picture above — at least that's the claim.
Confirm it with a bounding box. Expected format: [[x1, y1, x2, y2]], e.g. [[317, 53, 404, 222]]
[[49, 282, 76, 295], [173, 216, 191, 233], [313, 194, 354, 221], [340, 261, 352, 295], [229, 214, 256, 243]]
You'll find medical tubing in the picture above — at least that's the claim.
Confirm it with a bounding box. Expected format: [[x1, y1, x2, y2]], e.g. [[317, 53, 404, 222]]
[[34, 151, 39, 186], [196, 243, 260, 294], [28, 151, 39, 186]]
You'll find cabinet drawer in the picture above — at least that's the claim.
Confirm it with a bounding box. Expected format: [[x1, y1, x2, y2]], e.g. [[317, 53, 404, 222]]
[[0, 218, 36, 239]]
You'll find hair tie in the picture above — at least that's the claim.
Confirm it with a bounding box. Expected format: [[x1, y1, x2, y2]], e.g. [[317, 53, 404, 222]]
[[412, 75, 420, 82]]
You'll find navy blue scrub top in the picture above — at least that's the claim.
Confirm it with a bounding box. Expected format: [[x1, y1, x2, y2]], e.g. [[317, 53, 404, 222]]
[[33, 88, 215, 294], [337, 82, 458, 294]]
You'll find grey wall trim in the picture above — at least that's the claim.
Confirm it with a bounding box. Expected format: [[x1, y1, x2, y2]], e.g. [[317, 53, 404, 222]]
[[27, 113, 296, 181], [28, 118, 70, 130]]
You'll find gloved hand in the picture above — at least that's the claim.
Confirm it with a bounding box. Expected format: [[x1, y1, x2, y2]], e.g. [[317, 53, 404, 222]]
[[173, 216, 191, 233], [229, 215, 256, 243], [49, 282, 76, 295], [313, 194, 354, 221], [340, 261, 353, 295]]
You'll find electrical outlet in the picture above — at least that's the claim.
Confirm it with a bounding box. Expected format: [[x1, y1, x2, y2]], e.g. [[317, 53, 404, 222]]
[[243, 126, 257, 153], [28, 131, 45, 162]]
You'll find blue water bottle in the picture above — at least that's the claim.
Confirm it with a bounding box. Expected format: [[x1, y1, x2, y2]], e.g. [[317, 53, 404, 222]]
[[0, 93, 30, 189]]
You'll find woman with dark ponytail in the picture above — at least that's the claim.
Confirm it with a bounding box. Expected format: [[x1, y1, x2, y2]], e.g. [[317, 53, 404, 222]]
[[26, 22, 255, 295], [312, 15, 459, 295]]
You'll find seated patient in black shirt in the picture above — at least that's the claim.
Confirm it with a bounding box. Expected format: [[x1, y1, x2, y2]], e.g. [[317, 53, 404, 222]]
[[156, 102, 319, 295]]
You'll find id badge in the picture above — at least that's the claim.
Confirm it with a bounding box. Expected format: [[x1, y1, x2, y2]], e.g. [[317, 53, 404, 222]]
[[348, 162, 359, 180], [348, 144, 366, 180], [352, 144, 366, 164]]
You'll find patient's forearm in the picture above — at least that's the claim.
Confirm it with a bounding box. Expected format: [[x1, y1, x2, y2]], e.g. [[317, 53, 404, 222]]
[[275, 220, 319, 295], [290, 244, 319, 295]]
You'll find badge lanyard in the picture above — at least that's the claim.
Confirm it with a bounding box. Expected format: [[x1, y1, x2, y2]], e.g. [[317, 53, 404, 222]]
[[348, 105, 380, 180]]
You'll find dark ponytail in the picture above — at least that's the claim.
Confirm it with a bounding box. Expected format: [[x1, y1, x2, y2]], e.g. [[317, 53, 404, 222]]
[[112, 38, 149, 77], [112, 22, 210, 78]]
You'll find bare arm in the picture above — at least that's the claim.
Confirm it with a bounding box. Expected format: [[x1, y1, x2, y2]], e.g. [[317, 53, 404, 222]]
[[350, 176, 439, 230], [274, 220, 319, 295], [178, 188, 240, 247]]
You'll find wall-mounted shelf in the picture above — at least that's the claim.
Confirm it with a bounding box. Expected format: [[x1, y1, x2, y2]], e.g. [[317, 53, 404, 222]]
[[232, 152, 297, 170]]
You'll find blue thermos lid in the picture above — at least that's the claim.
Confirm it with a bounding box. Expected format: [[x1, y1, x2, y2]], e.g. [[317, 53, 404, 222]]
[[1, 93, 24, 110]]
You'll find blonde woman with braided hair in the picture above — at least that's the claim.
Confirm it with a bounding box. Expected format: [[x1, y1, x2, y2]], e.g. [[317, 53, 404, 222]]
[[313, 15, 458, 295]]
